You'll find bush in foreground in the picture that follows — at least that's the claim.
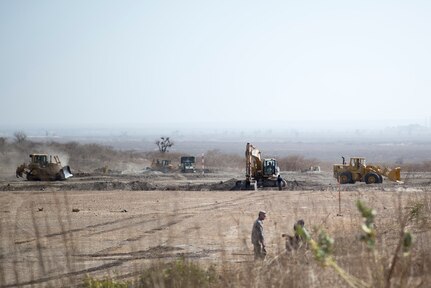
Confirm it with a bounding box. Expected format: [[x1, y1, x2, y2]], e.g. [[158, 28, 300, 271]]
[[82, 259, 218, 288]]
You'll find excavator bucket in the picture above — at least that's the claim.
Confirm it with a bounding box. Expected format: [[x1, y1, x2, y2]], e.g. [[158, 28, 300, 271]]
[[387, 167, 402, 183]]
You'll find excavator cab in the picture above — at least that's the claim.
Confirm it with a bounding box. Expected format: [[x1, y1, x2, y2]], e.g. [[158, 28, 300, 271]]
[[263, 159, 278, 176]]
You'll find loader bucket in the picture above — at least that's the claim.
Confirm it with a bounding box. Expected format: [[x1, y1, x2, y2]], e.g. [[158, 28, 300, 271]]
[[387, 167, 401, 182], [61, 166, 73, 179]]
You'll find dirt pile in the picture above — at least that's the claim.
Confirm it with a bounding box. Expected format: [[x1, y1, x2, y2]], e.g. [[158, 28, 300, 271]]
[[0, 170, 415, 192]]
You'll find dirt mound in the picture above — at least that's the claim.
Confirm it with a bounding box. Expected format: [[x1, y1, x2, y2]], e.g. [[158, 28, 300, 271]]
[[174, 178, 240, 191], [0, 180, 156, 192], [61, 181, 156, 191], [207, 178, 241, 190], [0, 170, 413, 193]]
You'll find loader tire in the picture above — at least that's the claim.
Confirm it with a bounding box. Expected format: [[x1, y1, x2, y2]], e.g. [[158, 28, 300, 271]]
[[378, 174, 383, 183], [365, 172, 380, 184], [338, 172, 352, 184]]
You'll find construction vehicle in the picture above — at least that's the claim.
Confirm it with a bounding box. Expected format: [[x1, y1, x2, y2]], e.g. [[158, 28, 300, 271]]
[[333, 156, 402, 184], [150, 159, 175, 173], [237, 143, 286, 189], [180, 156, 196, 173], [301, 166, 321, 173], [16, 154, 73, 181]]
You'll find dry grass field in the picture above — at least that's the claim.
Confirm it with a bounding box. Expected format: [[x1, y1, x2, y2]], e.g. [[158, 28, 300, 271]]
[[1, 170, 431, 287], [1, 139, 431, 287]]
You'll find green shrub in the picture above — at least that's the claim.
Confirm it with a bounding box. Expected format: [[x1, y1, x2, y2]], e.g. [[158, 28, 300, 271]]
[[82, 276, 131, 288], [139, 259, 218, 288], [82, 259, 218, 288]]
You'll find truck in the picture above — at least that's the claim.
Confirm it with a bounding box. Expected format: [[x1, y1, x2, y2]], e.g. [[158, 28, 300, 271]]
[[333, 156, 402, 184], [16, 154, 73, 181], [180, 156, 196, 173]]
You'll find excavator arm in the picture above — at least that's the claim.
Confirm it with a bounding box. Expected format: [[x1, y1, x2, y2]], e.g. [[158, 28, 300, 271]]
[[245, 143, 263, 183]]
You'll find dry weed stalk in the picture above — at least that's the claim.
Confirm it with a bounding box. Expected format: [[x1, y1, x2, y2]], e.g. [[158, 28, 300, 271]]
[[295, 199, 415, 288]]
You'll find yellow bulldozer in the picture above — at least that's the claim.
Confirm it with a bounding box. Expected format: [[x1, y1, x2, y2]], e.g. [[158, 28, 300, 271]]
[[16, 154, 73, 181], [333, 157, 402, 184], [150, 159, 176, 173]]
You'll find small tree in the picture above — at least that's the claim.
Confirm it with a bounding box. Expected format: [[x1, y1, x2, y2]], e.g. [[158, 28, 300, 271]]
[[155, 137, 174, 153], [13, 131, 27, 143]]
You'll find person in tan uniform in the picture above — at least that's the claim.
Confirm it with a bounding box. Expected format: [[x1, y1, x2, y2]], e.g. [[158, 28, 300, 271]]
[[251, 211, 267, 260]]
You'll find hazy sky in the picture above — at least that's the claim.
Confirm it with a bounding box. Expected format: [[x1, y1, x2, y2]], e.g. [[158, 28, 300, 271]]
[[1, 1, 430, 130]]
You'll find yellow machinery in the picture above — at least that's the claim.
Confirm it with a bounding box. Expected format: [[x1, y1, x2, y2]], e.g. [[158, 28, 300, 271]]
[[236, 142, 286, 189], [16, 154, 73, 181], [333, 157, 402, 184], [150, 159, 175, 173]]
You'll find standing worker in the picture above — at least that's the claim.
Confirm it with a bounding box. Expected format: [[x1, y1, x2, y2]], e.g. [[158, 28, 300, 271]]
[[251, 211, 267, 260]]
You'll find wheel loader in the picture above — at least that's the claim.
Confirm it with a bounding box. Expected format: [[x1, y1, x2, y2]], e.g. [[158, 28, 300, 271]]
[[333, 157, 402, 184], [236, 143, 287, 190], [16, 154, 73, 181]]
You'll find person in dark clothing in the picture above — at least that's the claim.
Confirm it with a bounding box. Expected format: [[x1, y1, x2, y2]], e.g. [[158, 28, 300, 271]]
[[282, 219, 307, 252]]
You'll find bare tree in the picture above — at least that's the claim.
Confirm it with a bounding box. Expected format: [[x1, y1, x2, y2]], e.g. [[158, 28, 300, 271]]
[[13, 131, 27, 143], [155, 137, 174, 153]]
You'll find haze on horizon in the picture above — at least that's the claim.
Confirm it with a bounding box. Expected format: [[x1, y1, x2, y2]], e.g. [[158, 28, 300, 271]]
[[1, 1, 431, 133]]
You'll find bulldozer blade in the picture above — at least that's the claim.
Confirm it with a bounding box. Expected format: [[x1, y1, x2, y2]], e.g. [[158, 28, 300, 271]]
[[16, 164, 26, 178], [61, 166, 73, 179]]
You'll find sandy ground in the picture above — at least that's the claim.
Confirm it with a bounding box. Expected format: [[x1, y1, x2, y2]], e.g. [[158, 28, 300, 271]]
[[0, 171, 430, 287]]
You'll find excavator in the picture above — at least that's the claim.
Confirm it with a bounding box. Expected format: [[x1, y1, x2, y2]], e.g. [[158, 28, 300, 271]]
[[333, 157, 402, 184], [236, 143, 287, 190]]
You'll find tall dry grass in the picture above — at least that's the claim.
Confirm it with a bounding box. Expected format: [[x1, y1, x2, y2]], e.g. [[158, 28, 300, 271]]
[[1, 138, 431, 287], [1, 188, 430, 288]]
